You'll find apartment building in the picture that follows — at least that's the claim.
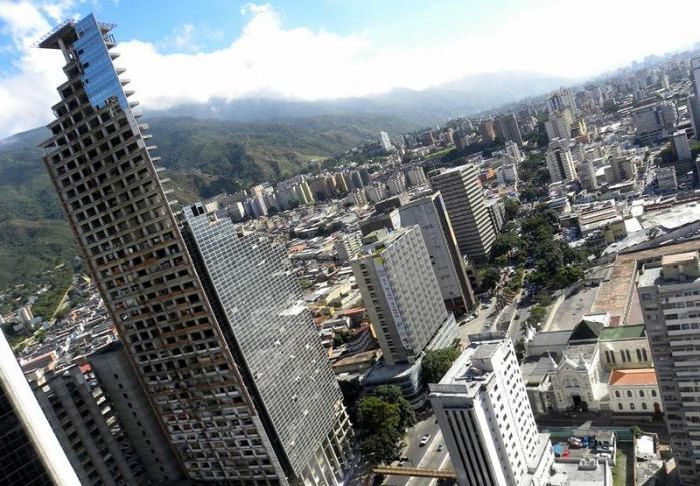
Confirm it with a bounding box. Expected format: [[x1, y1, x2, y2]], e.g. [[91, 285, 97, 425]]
[[638, 251, 700, 485], [429, 164, 496, 264]]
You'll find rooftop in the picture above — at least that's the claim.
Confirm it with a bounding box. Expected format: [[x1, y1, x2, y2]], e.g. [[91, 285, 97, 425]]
[[661, 251, 698, 266], [608, 368, 658, 387], [591, 238, 700, 325], [599, 324, 645, 341]]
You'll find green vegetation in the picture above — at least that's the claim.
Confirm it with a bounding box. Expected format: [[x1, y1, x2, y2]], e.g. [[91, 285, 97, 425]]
[[519, 153, 550, 202], [478, 266, 502, 293], [355, 385, 416, 465], [31, 265, 73, 319], [332, 329, 353, 347], [527, 304, 547, 329], [692, 142, 700, 160], [520, 205, 588, 290], [421, 347, 461, 385], [0, 220, 77, 294], [441, 138, 506, 164], [504, 198, 521, 221]]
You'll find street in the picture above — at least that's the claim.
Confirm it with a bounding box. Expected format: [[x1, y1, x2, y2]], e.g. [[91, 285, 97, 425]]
[[385, 415, 450, 486]]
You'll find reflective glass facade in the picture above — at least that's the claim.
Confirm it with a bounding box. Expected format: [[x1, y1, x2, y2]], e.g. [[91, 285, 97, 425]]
[[74, 14, 128, 112], [0, 387, 54, 486]]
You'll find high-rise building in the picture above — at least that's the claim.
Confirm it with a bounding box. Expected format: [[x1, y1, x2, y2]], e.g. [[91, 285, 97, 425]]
[[405, 166, 427, 186], [0, 330, 80, 486], [38, 14, 327, 483], [544, 107, 574, 141], [577, 159, 599, 192], [182, 205, 352, 485], [479, 119, 496, 143], [637, 251, 700, 485], [429, 338, 554, 486], [351, 227, 456, 367], [672, 129, 692, 161], [504, 140, 523, 162], [29, 365, 146, 485], [493, 113, 524, 146], [545, 138, 577, 183], [547, 87, 577, 114], [631, 101, 677, 145], [429, 164, 496, 264], [379, 130, 394, 152], [689, 57, 700, 141], [88, 342, 184, 483], [334, 231, 363, 264], [391, 193, 475, 312], [656, 166, 678, 192]]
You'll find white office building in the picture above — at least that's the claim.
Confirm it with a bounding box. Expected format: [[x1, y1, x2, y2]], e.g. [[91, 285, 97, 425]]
[[672, 129, 692, 162], [430, 338, 554, 486], [379, 131, 394, 152]]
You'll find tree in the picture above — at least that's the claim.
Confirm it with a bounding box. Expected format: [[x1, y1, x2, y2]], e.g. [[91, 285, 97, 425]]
[[332, 329, 353, 347], [421, 347, 461, 385], [491, 232, 524, 260], [535, 290, 552, 307], [357, 396, 401, 434], [692, 143, 700, 161], [360, 431, 401, 466], [504, 198, 521, 221], [527, 304, 547, 329], [479, 266, 501, 293], [355, 396, 403, 465], [372, 385, 416, 432]]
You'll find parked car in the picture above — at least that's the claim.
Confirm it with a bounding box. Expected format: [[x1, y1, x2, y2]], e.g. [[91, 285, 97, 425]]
[[419, 434, 431, 447]]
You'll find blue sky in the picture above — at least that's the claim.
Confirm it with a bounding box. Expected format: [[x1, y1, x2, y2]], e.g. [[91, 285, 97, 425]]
[[1, 0, 700, 137]]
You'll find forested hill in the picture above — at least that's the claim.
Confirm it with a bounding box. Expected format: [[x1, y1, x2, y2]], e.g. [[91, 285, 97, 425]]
[[0, 113, 419, 289]]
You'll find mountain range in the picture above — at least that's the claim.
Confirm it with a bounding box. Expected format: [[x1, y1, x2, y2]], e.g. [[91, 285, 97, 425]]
[[146, 71, 571, 125]]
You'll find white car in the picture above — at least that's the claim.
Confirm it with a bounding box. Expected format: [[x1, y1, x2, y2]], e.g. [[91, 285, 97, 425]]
[[419, 434, 431, 447]]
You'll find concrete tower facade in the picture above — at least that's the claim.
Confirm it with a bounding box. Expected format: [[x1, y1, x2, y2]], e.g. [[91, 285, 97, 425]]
[[39, 14, 293, 483], [638, 251, 700, 485], [429, 164, 496, 265], [351, 227, 456, 367], [390, 193, 475, 312]]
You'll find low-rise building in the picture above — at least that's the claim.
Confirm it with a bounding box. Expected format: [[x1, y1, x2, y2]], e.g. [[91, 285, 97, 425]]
[[608, 368, 662, 414], [656, 166, 678, 192]]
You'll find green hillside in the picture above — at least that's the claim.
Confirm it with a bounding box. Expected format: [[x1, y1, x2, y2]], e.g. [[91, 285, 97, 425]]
[[0, 114, 418, 289]]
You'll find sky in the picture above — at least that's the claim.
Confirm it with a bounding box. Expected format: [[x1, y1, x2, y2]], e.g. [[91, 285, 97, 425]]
[[1, 0, 700, 138]]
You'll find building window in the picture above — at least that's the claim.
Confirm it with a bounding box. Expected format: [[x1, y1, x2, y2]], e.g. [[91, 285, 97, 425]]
[[620, 350, 626, 363], [627, 390, 633, 398], [642, 349, 648, 362], [618, 403, 623, 410], [642, 403, 648, 410], [637, 349, 643, 362], [615, 391, 621, 398], [639, 390, 645, 398], [625, 350, 632, 362], [652, 390, 657, 397], [630, 403, 635, 410]]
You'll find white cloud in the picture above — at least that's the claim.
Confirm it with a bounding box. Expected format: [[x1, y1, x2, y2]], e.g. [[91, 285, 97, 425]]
[[1, 0, 700, 137]]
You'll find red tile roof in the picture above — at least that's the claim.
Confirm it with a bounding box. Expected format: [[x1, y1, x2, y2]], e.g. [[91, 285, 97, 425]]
[[609, 368, 658, 387]]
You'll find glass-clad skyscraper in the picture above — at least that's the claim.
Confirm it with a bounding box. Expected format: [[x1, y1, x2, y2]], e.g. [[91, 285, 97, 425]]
[[182, 204, 352, 484], [37, 13, 348, 484]]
